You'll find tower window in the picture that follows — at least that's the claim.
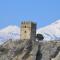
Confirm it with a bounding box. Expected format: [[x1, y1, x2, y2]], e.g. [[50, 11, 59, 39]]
[[24, 31, 27, 33], [25, 26, 26, 28]]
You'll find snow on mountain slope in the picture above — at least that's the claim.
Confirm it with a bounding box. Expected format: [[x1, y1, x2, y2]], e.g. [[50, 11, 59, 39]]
[[0, 20, 60, 44], [0, 25, 20, 44], [37, 20, 60, 41]]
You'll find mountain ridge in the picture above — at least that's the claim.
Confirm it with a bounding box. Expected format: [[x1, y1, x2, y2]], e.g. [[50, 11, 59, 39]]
[[37, 19, 60, 41], [0, 20, 60, 44]]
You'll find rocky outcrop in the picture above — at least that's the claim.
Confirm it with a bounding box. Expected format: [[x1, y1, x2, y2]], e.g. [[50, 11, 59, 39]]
[[0, 40, 60, 60]]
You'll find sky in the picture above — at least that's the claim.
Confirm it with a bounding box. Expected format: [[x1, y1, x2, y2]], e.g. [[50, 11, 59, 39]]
[[0, 0, 60, 29]]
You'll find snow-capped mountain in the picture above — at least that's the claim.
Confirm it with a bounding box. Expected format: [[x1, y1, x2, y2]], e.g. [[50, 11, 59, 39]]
[[0, 25, 20, 44], [37, 19, 60, 41], [0, 19, 60, 44]]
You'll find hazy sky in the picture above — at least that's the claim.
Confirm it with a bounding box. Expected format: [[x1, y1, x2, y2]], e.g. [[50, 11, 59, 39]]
[[0, 0, 60, 29]]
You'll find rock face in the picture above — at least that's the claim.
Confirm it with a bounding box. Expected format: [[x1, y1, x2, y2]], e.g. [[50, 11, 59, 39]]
[[40, 41, 60, 60], [52, 52, 60, 60], [0, 40, 60, 60]]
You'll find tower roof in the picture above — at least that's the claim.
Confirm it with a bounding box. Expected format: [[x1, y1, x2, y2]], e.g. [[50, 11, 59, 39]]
[[21, 21, 36, 25]]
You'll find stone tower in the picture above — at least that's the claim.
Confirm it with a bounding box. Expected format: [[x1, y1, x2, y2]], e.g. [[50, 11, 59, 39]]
[[20, 21, 37, 60], [20, 21, 36, 41]]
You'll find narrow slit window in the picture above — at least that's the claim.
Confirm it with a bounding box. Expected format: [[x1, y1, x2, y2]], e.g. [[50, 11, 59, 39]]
[[24, 31, 27, 33]]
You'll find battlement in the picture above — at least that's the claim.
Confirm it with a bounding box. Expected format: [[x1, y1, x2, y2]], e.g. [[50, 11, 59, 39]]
[[21, 21, 36, 25]]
